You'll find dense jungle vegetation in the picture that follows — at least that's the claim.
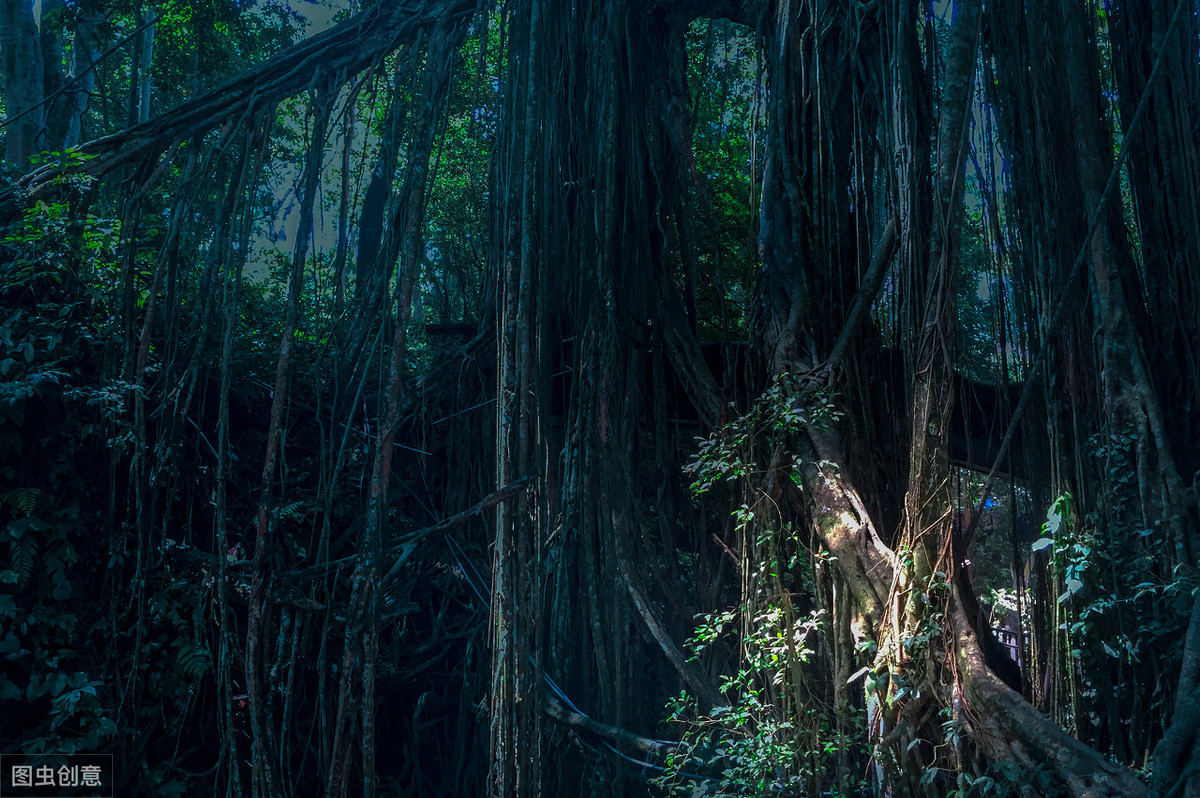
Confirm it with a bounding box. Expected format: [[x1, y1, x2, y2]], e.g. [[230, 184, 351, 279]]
[[2, 0, 1199, 795]]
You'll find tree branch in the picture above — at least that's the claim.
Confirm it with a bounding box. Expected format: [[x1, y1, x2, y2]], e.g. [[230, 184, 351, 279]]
[[1, 0, 478, 214]]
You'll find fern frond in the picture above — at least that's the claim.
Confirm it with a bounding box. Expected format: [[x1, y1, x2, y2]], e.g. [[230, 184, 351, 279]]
[[3, 488, 42, 518], [175, 642, 212, 680], [11, 534, 38, 587]]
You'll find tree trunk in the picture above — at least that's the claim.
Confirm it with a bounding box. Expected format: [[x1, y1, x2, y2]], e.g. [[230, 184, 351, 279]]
[[755, 1, 1151, 794], [2, 0, 45, 166], [247, 85, 333, 798]]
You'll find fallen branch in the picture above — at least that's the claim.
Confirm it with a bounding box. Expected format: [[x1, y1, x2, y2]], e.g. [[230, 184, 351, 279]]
[[545, 695, 676, 756]]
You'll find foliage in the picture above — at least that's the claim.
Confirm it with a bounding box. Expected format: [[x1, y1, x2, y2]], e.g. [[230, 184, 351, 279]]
[[953, 191, 1029, 385], [0, 189, 205, 790], [74, 0, 305, 133], [654, 606, 851, 797], [1037, 468, 1197, 752], [683, 18, 763, 340], [684, 374, 840, 496], [420, 23, 500, 325], [664, 377, 862, 795], [0, 198, 120, 757]]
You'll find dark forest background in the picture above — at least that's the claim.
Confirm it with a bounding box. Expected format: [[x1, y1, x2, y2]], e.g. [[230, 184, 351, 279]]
[[2, 0, 1199, 795]]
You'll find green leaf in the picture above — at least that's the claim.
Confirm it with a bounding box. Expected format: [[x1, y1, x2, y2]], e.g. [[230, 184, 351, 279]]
[[0, 630, 20, 654], [1031, 537, 1053, 552]]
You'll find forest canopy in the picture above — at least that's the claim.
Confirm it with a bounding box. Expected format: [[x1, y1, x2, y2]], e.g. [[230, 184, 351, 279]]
[[2, 0, 1199, 796]]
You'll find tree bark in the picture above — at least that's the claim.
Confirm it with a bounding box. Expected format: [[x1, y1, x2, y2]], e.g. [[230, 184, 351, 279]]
[[2, 0, 45, 166], [756, 1, 1153, 793], [247, 86, 333, 798], [326, 26, 456, 798]]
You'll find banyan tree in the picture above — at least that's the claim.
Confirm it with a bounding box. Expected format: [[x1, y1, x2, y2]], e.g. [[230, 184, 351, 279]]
[[1, 0, 1197, 795]]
